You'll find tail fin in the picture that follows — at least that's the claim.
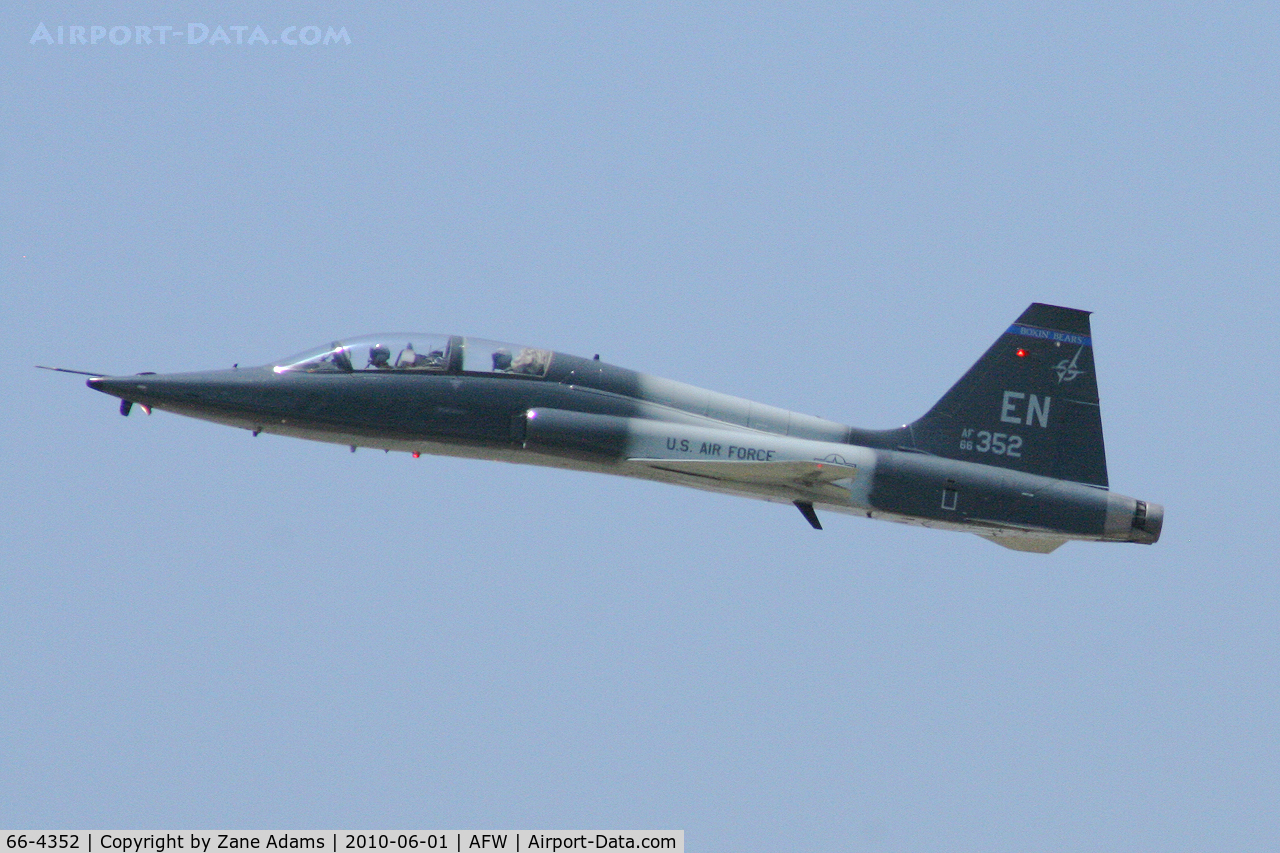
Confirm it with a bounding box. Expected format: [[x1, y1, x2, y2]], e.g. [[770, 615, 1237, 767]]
[[905, 303, 1108, 487]]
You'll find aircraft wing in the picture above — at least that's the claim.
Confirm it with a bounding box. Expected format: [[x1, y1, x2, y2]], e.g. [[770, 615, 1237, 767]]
[[627, 457, 858, 504]]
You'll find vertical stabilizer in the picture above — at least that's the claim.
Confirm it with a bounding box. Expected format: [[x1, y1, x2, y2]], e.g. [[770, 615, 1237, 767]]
[[906, 304, 1108, 487]]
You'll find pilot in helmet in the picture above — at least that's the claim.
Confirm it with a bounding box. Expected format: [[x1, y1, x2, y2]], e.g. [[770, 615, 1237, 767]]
[[369, 344, 392, 369], [492, 348, 513, 371]]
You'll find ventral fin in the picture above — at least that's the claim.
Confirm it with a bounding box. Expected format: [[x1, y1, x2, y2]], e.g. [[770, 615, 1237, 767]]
[[794, 500, 822, 530]]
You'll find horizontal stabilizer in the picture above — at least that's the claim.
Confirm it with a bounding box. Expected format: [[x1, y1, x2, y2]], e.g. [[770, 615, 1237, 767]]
[[980, 534, 1067, 553]]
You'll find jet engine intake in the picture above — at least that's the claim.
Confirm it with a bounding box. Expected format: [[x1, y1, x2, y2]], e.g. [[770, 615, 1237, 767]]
[[520, 408, 631, 461]]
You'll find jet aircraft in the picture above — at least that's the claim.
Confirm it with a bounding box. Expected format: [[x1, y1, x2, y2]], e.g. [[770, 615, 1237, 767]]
[[51, 303, 1161, 552]]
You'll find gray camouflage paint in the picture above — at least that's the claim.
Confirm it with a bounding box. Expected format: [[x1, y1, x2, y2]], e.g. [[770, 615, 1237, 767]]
[[83, 304, 1162, 553]]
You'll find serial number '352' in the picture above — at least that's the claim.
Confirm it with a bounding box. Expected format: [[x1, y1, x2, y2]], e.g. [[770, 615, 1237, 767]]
[[959, 429, 1022, 457]]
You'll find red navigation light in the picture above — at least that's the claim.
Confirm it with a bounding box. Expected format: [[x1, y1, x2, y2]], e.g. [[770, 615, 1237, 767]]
[[412, 451, 420, 458], [1016, 348, 1028, 358]]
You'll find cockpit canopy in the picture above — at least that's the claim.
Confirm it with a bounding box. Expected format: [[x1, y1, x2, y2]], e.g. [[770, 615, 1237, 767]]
[[271, 334, 553, 378]]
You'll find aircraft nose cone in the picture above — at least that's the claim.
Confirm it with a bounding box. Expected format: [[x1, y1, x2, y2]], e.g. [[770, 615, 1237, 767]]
[[86, 375, 129, 397], [85, 368, 279, 419], [86, 373, 187, 407]]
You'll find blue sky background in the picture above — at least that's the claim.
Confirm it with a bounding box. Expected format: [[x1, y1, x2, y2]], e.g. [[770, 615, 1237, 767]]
[[4, 3, 1278, 849]]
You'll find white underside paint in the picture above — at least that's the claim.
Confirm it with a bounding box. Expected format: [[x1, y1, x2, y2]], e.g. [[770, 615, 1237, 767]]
[[154, 401, 1105, 548]]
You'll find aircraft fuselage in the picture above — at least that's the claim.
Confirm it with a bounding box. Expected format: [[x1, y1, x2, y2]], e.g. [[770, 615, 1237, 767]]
[[81, 308, 1162, 553]]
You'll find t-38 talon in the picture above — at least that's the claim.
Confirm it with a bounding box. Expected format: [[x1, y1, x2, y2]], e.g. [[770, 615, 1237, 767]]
[[51, 303, 1161, 552]]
